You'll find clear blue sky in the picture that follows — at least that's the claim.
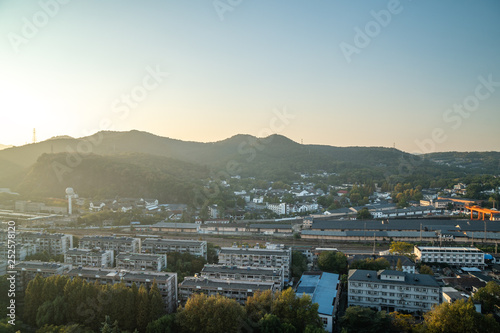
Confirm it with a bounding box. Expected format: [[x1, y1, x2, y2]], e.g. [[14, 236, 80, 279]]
[[1, 0, 499, 153]]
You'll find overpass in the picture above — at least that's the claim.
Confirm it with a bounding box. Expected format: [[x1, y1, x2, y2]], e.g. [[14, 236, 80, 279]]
[[466, 205, 500, 221]]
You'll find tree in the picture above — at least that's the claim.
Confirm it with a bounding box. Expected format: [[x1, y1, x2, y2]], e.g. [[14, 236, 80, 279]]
[[177, 294, 246, 333], [419, 265, 434, 275], [472, 281, 500, 314], [246, 290, 274, 323], [422, 299, 500, 333], [317, 251, 348, 274], [271, 289, 323, 332], [340, 306, 392, 333], [389, 242, 415, 259], [136, 285, 151, 332], [389, 312, 416, 333], [149, 282, 165, 322], [291, 251, 308, 278], [357, 208, 372, 220], [350, 258, 390, 271], [145, 314, 177, 333], [396, 258, 403, 272]]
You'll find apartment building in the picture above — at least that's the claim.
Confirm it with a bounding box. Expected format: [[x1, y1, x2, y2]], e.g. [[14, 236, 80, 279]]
[[116, 252, 167, 271], [67, 267, 178, 313], [64, 248, 114, 268], [79, 235, 141, 253], [14, 261, 72, 292], [0, 232, 73, 255], [296, 272, 341, 333], [178, 277, 275, 304], [218, 245, 292, 283], [200, 264, 284, 290], [348, 269, 440, 313], [141, 238, 207, 259], [414, 246, 485, 267]]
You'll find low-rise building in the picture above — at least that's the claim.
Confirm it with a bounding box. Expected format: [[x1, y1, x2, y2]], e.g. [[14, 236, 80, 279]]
[[218, 245, 292, 283], [296, 272, 341, 333], [414, 246, 485, 268], [14, 261, 72, 292], [64, 248, 114, 268], [142, 238, 207, 259], [116, 252, 167, 271], [348, 269, 440, 313], [0, 232, 73, 255], [79, 235, 141, 253], [201, 264, 284, 290], [67, 267, 177, 313], [179, 277, 275, 304]]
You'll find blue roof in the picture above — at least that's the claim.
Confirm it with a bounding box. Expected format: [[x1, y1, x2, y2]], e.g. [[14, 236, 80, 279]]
[[484, 254, 494, 260], [296, 272, 339, 316]]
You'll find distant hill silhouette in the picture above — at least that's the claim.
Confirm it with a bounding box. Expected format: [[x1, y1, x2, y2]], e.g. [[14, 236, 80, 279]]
[[0, 130, 497, 199], [0, 144, 13, 151]]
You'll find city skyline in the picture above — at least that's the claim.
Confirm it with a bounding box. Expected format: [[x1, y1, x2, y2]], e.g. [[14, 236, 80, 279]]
[[1, 0, 499, 153]]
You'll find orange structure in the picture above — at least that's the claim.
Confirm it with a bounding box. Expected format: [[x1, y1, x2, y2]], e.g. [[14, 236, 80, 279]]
[[466, 205, 500, 220]]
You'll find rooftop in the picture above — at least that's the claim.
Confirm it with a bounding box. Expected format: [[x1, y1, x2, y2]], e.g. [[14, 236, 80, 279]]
[[296, 272, 339, 316], [348, 269, 440, 288]]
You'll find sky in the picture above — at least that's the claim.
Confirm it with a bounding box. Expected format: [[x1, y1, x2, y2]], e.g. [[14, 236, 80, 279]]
[[0, 0, 499, 153]]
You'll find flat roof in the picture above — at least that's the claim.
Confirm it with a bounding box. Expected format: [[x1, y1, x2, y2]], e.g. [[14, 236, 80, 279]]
[[296, 272, 339, 316], [348, 269, 440, 288], [219, 247, 290, 256], [180, 277, 274, 291], [116, 253, 164, 261], [142, 238, 205, 246], [201, 265, 282, 276], [416, 246, 481, 251]]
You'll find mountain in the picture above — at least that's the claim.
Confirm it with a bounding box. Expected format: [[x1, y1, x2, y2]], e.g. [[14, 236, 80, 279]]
[[424, 151, 500, 175], [0, 144, 13, 151], [1, 130, 496, 199], [17, 153, 208, 202]]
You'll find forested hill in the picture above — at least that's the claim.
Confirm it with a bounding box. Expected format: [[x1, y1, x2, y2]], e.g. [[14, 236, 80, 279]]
[[0, 130, 497, 198], [16, 153, 208, 202], [424, 151, 500, 175]]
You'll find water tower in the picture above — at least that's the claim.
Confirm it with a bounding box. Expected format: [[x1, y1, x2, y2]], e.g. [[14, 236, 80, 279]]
[[66, 187, 75, 215]]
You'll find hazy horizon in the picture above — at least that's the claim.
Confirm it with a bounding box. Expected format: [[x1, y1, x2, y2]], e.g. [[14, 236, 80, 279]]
[[1, 0, 499, 153]]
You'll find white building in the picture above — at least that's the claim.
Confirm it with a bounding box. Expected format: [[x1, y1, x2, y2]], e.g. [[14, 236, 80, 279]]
[[116, 252, 167, 271], [64, 248, 114, 268], [142, 238, 207, 259], [79, 235, 141, 253], [414, 246, 485, 268], [68, 267, 177, 313], [201, 264, 284, 290], [218, 245, 292, 283], [348, 269, 440, 313], [296, 272, 341, 332], [179, 277, 275, 305], [1, 232, 73, 255], [266, 202, 288, 215]]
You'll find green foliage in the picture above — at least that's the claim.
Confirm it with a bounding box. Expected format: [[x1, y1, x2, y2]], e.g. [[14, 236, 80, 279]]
[[291, 251, 308, 278], [206, 243, 219, 264], [356, 208, 373, 220], [389, 242, 415, 259], [422, 299, 500, 333], [164, 252, 207, 282], [25, 251, 64, 262], [389, 312, 417, 333], [317, 251, 348, 274], [350, 258, 390, 271], [340, 306, 392, 333], [472, 281, 500, 314], [145, 314, 177, 333], [36, 324, 95, 333], [419, 265, 434, 275], [177, 293, 246, 333], [23, 275, 165, 332]]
